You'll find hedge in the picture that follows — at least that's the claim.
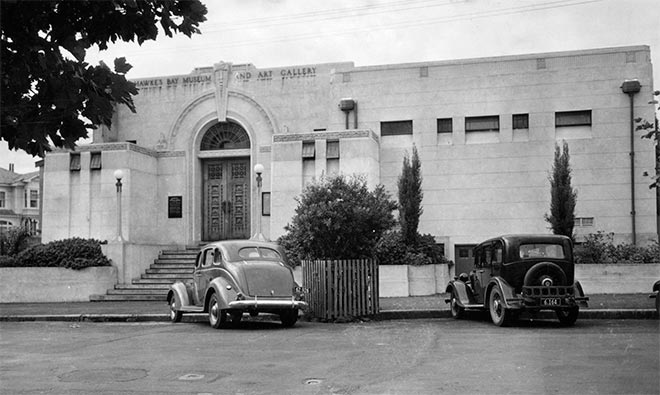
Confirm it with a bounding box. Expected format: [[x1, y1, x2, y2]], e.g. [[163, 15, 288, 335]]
[[0, 237, 111, 270]]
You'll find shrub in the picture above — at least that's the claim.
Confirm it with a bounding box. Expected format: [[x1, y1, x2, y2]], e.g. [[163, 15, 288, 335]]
[[0, 226, 32, 256], [1, 238, 111, 270], [575, 231, 660, 263], [375, 231, 451, 266], [278, 174, 397, 262]]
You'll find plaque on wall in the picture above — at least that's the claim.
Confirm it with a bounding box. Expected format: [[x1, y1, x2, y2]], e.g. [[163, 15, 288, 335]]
[[168, 196, 182, 218]]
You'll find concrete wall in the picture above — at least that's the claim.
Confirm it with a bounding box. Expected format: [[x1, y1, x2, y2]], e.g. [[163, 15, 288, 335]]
[[576, 264, 660, 294], [0, 267, 117, 303]]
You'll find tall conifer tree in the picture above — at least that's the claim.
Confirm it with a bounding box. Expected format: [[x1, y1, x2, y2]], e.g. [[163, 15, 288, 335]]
[[546, 141, 577, 239], [398, 146, 423, 246]]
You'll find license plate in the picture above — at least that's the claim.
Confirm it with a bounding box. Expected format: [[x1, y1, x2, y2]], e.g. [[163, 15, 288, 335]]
[[542, 298, 561, 306]]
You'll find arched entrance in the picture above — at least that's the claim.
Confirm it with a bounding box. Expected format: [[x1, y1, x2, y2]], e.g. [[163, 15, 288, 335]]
[[200, 121, 251, 241]]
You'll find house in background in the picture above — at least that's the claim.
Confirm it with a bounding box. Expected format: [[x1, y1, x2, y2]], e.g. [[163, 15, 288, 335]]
[[0, 164, 41, 235]]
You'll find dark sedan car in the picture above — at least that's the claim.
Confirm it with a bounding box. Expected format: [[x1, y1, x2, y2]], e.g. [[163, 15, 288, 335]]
[[446, 234, 589, 326], [167, 240, 307, 328]]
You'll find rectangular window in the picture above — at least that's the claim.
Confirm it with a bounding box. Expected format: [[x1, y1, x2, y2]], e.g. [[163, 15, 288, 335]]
[[437, 118, 453, 134], [0, 191, 5, 208], [555, 110, 591, 127], [576, 217, 594, 227], [262, 192, 271, 216], [70, 153, 81, 171], [302, 141, 316, 159], [29, 190, 38, 208], [381, 120, 413, 136], [90, 152, 102, 170], [512, 113, 529, 129], [326, 140, 340, 159], [465, 115, 500, 132]]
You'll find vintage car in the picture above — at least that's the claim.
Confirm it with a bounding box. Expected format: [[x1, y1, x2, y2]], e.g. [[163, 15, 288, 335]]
[[446, 234, 589, 326], [650, 280, 660, 318], [167, 240, 307, 328]]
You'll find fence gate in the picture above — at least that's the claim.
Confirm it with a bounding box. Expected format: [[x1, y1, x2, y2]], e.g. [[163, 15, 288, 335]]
[[302, 259, 379, 320]]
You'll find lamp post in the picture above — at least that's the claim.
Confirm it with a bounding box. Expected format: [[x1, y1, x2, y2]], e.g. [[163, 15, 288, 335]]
[[113, 169, 124, 242], [252, 163, 266, 241], [621, 79, 641, 245]]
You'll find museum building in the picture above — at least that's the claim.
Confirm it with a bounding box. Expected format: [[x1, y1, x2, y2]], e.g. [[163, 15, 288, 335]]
[[40, 45, 656, 283]]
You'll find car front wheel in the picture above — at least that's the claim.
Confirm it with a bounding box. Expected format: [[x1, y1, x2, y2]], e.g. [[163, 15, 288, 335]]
[[280, 310, 299, 327], [489, 286, 512, 327], [169, 297, 183, 323], [449, 289, 464, 319], [208, 294, 226, 329], [556, 307, 579, 326]]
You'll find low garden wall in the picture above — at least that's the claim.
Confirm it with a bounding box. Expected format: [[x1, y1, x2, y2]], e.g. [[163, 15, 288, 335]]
[[576, 264, 660, 294], [0, 267, 117, 303]]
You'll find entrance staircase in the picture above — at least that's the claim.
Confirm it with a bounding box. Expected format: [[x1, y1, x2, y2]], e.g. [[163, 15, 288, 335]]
[[90, 248, 198, 302]]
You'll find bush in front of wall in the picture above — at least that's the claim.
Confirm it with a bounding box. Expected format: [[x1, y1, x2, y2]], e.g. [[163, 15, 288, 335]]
[[575, 231, 660, 263], [0, 226, 31, 256], [0, 237, 111, 270], [375, 231, 451, 266]]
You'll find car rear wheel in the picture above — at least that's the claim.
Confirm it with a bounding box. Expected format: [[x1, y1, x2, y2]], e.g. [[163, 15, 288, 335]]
[[208, 293, 226, 329], [280, 310, 298, 327], [169, 297, 182, 323], [556, 307, 579, 326], [449, 289, 464, 319], [489, 286, 512, 327]]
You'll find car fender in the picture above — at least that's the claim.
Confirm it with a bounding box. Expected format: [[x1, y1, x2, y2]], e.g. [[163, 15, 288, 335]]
[[486, 277, 519, 309], [446, 280, 471, 307], [573, 280, 586, 297], [168, 281, 192, 308], [652, 280, 660, 293], [205, 276, 240, 311]]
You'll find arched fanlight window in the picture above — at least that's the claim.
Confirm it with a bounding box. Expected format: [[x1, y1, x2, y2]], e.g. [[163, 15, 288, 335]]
[[200, 122, 250, 150]]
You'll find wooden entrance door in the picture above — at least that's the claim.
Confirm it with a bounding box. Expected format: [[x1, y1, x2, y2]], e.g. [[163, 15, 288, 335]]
[[203, 159, 250, 241]]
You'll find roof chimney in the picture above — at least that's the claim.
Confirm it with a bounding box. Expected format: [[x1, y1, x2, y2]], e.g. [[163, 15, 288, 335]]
[[9, 163, 14, 172]]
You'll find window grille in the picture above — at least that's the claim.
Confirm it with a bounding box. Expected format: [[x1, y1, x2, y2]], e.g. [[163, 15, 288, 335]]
[[90, 152, 102, 170], [555, 110, 591, 127], [465, 115, 500, 132], [200, 122, 250, 150], [437, 118, 453, 133], [381, 120, 413, 136], [513, 114, 529, 129], [70, 153, 81, 171], [0, 192, 5, 208], [326, 140, 340, 159], [302, 141, 316, 159], [576, 217, 594, 227]]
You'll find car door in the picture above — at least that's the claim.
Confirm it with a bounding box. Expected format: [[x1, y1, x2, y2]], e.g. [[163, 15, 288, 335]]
[[473, 244, 493, 303], [194, 248, 215, 305]]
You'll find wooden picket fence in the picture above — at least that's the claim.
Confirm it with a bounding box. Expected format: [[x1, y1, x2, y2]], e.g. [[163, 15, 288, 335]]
[[302, 259, 379, 320]]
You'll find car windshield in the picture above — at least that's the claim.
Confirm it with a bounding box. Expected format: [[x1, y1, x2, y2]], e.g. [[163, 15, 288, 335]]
[[519, 243, 565, 259], [238, 247, 282, 260]]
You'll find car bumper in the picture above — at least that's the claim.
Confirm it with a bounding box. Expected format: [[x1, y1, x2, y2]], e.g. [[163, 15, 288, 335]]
[[228, 297, 308, 310]]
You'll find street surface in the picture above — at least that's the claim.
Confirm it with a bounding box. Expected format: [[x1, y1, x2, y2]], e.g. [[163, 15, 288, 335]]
[[1, 317, 658, 395]]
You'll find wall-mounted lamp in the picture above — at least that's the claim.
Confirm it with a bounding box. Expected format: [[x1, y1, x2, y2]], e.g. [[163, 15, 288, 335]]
[[252, 164, 266, 241], [620, 79, 641, 245], [113, 169, 125, 242], [339, 98, 358, 129]]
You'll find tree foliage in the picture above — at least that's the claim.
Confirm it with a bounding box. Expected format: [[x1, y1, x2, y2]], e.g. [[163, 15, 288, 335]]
[[545, 141, 577, 240], [636, 89, 660, 189], [397, 145, 423, 246], [278, 174, 397, 262], [1, 0, 207, 157]]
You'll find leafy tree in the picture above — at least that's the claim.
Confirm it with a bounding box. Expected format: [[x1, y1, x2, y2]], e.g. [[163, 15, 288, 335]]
[[1, 0, 207, 157], [278, 174, 397, 262], [636, 89, 660, 189], [545, 140, 577, 239], [398, 145, 423, 246]]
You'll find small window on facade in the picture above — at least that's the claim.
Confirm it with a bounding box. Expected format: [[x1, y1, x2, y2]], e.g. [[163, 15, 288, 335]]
[[576, 217, 594, 227], [327, 140, 340, 159], [420, 66, 429, 77], [0, 191, 5, 208], [302, 141, 316, 159], [90, 152, 102, 170], [30, 190, 39, 208], [381, 120, 413, 136], [342, 72, 351, 83], [555, 110, 591, 127], [70, 153, 81, 171], [465, 115, 500, 132], [512, 113, 529, 129], [437, 118, 453, 134]]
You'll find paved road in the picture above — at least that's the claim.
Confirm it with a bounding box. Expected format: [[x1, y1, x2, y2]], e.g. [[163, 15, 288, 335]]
[[1, 317, 658, 395]]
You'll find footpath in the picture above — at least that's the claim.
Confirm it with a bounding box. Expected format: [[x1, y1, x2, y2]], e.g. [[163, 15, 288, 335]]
[[0, 293, 657, 322]]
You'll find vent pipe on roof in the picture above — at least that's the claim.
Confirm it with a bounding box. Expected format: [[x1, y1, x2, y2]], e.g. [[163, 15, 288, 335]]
[[621, 79, 641, 245]]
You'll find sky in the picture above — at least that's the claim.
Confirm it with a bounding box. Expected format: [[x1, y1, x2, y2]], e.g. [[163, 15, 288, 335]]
[[2, 0, 659, 173]]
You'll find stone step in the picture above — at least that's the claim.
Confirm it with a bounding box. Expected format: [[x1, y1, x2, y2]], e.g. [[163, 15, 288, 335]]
[[142, 273, 192, 280], [156, 255, 197, 261], [150, 263, 193, 270], [146, 268, 192, 274], [153, 260, 195, 265], [115, 283, 171, 290], [107, 288, 168, 296], [132, 278, 178, 285], [90, 294, 167, 302]]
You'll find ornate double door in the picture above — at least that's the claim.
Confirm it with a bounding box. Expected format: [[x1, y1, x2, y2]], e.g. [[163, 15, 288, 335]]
[[203, 158, 250, 241]]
